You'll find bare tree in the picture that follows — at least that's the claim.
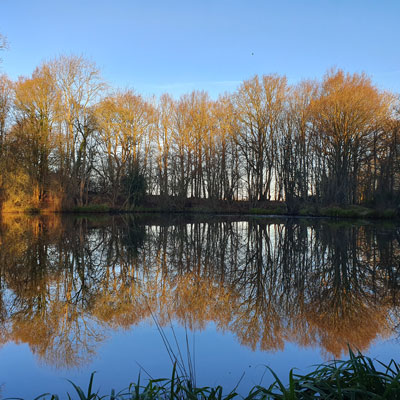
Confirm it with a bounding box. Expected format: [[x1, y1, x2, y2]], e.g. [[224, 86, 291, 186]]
[[49, 55, 107, 206], [234, 75, 287, 202], [95, 90, 155, 207]]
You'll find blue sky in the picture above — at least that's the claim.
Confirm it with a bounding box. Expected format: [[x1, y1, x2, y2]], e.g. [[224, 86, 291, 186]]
[[1, 0, 399, 98]]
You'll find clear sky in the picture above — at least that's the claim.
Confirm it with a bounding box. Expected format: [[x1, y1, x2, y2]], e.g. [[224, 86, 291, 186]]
[[1, 0, 399, 98]]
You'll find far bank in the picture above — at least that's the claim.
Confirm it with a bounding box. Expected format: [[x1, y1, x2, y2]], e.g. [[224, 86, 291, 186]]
[[4, 196, 398, 220]]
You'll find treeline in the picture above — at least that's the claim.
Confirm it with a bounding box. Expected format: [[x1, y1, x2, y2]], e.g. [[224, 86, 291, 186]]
[[0, 55, 399, 212]]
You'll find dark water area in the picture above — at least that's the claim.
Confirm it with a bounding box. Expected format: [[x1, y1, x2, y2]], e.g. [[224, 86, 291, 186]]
[[0, 214, 399, 398]]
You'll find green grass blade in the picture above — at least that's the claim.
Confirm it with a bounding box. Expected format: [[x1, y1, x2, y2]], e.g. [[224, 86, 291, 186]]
[[87, 372, 96, 399], [67, 379, 89, 400]]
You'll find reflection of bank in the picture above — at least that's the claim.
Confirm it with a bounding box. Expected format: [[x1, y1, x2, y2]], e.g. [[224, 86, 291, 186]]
[[0, 215, 398, 368]]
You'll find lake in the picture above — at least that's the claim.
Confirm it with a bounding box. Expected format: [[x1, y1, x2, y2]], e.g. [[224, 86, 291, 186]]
[[0, 214, 399, 398]]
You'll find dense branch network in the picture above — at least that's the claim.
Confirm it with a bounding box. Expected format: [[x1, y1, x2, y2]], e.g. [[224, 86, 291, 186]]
[[0, 56, 399, 212]]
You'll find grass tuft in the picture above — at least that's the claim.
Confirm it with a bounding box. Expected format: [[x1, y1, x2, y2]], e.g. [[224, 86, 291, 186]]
[[6, 351, 400, 399]]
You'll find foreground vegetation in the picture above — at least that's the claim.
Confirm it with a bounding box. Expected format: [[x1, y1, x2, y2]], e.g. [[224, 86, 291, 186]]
[[10, 351, 400, 399]]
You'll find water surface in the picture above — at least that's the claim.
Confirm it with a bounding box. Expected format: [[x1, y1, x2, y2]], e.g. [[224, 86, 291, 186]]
[[0, 214, 399, 398]]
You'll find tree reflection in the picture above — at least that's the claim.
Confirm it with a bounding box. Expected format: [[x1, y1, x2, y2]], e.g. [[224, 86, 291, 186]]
[[0, 214, 399, 368]]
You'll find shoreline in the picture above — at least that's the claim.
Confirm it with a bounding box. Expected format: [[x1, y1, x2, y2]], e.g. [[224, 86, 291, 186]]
[[2, 201, 398, 221]]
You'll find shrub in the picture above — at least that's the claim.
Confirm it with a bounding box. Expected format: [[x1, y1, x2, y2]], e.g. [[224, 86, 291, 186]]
[[72, 204, 110, 213]]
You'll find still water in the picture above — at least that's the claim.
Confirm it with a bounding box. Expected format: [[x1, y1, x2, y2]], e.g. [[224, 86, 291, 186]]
[[0, 214, 399, 398]]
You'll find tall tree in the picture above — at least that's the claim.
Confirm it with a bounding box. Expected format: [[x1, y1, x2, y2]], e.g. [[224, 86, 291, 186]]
[[49, 55, 106, 206], [310, 69, 391, 205], [11, 64, 59, 205], [235, 75, 287, 202], [95, 90, 155, 207], [155, 94, 175, 197], [276, 81, 316, 211], [0, 74, 12, 154]]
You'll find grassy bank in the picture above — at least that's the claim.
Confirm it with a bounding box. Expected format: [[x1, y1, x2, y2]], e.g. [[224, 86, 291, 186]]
[[11, 351, 400, 399], [3, 196, 398, 220], [64, 201, 398, 220]]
